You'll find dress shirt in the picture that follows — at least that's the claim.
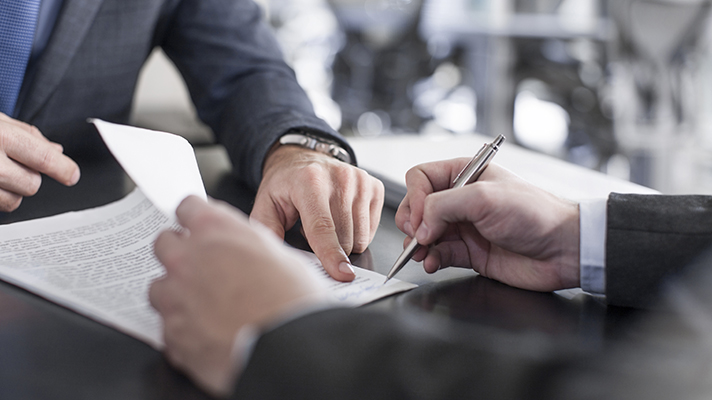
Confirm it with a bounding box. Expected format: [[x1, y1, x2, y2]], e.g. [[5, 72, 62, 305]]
[[31, 0, 63, 64], [15, 0, 63, 117], [579, 198, 607, 294]]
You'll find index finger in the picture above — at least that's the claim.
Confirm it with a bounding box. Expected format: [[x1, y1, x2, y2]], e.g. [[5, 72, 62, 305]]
[[297, 194, 355, 282], [3, 128, 80, 186], [396, 158, 471, 236]]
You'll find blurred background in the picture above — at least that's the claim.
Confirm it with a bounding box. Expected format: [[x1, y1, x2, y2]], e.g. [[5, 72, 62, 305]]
[[130, 0, 712, 195]]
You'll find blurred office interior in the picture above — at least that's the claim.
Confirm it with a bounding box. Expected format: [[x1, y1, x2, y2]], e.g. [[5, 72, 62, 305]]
[[131, 0, 712, 195]]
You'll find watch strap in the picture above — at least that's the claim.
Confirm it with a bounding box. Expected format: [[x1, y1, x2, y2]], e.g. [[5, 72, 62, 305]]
[[279, 132, 353, 164]]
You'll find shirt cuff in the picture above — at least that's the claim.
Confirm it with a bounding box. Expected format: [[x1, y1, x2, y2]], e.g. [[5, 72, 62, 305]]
[[579, 198, 607, 295]]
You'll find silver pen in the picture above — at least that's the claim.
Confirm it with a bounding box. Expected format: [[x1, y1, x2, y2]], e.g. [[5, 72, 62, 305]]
[[384, 134, 506, 284]]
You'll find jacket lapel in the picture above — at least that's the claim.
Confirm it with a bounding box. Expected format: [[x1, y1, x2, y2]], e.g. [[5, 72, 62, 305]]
[[19, 0, 105, 121]]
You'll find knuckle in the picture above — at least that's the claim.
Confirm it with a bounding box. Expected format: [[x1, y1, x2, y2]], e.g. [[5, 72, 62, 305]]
[[301, 163, 328, 184], [422, 194, 436, 213], [352, 236, 369, 253], [331, 163, 353, 182], [0, 126, 11, 150], [353, 168, 371, 187], [190, 207, 224, 231], [159, 249, 183, 271], [404, 168, 418, 186], [0, 194, 22, 212], [36, 149, 55, 171], [7, 197, 21, 211], [373, 177, 385, 197], [331, 189, 350, 211], [148, 283, 163, 310], [473, 184, 494, 205], [25, 173, 41, 196], [307, 214, 336, 234]]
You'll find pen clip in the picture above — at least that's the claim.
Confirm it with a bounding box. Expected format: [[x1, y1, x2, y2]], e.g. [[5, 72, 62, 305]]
[[453, 146, 486, 187]]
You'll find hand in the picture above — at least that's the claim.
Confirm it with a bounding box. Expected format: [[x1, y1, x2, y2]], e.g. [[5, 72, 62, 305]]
[[150, 196, 327, 396], [395, 160, 580, 292], [250, 145, 384, 282], [0, 113, 80, 211]]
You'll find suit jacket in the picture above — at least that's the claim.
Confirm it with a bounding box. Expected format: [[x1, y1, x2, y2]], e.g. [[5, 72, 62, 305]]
[[606, 193, 712, 308], [16, 0, 352, 190], [234, 306, 709, 400], [231, 194, 712, 399], [234, 308, 572, 400]]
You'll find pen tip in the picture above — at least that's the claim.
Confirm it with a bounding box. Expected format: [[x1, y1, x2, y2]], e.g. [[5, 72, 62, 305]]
[[383, 277, 390, 285]]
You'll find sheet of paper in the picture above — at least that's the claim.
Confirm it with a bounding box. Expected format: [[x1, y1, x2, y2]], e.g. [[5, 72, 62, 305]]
[[0, 189, 170, 348], [0, 189, 416, 349], [297, 252, 416, 305], [349, 134, 660, 201], [90, 119, 207, 218]]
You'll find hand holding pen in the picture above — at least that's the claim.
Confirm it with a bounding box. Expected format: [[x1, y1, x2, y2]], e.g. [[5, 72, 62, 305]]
[[385, 135, 505, 283], [390, 138, 582, 292]]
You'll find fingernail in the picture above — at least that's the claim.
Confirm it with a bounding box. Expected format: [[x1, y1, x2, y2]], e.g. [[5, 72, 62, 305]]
[[404, 221, 413, 236], [70, 169, 80, 185], [416, 223, 429, 242], [339, 261, 355, 276]]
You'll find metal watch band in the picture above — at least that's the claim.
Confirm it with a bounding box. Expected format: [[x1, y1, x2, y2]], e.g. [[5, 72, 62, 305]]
[[278, 132, 353, 164]]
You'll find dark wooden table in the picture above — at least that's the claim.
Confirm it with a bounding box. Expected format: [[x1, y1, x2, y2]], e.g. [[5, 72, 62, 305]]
[[0, 145, 640, 400]]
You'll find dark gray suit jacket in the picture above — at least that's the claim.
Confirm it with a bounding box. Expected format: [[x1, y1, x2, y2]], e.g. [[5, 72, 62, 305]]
[[17, 0, 353, 190], [606, 193, 712, 308], [231, 193, 712, 399]]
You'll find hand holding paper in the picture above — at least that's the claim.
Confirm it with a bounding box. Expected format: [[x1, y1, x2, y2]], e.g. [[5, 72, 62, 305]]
[[150, 195, 330, 395], [0, 121, 414, 396]]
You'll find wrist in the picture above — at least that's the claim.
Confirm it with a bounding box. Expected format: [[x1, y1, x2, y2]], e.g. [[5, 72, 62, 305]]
[[278, 131, 352, 164], [263, 131, 354, 177]]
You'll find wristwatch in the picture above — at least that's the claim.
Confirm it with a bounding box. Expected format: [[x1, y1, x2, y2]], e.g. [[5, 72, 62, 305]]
[[278, 131, 353, 164]]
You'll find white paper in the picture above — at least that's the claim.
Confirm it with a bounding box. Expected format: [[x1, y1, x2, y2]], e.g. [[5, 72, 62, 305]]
[[0, 189, 415, 348], [0, 189, 170, 348], [90, 119, 207, 218], [297, 252, 417, 305], [0, 121, 416, 348], [349, 134, 659, 200]]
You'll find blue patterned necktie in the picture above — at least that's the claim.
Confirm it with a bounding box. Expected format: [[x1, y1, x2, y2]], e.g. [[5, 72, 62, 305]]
[[0, 0, 41, 116]]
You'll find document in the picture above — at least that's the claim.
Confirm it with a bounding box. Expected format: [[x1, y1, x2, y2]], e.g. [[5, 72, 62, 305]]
[[0, 121, 416, 349], [90, 118, 207, 217]]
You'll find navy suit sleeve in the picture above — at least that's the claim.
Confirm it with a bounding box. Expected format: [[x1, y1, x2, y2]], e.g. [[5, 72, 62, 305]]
[[606, 193, 712, 308], [159, 0, 355, 189]]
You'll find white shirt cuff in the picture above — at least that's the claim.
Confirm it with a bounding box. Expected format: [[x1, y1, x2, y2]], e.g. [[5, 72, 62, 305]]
[[579, 198, 607, 295]]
